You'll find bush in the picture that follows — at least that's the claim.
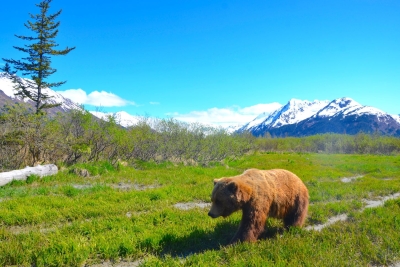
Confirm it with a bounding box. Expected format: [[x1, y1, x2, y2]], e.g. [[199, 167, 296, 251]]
[[0, 105, 254, 170], [255, 133, 400, 154]]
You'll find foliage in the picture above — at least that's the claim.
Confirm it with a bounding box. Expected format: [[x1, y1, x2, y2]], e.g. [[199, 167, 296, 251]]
[[0, 106, 253, 171], [0, 103, 58, 168], [1, 0, 75, 114], [255, 133, 400, 154], [1, 101, 400, 172]]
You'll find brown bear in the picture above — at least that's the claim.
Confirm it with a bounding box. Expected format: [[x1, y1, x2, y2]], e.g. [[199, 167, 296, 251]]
[[208, 168, 309, 244]]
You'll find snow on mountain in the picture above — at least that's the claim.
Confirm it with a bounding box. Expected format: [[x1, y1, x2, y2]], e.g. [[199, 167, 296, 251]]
[[243, 113, 271, 130], [0, 74, 18, 98], [315, 97, 361, 117], [315, 97, 389, 119], [269, 99, 330, 127], [237, 97, 400, 137], [224, 124, 243, 134], [1, 73, 399, 135], [240, 99, 330, 133], [344, 105, 389, 118], [234, 102, 283, 133], [392, 114, 400, 124], [90, 111, 142, 127], [239, 106, 283, 131], [0, 73, 82, 111]]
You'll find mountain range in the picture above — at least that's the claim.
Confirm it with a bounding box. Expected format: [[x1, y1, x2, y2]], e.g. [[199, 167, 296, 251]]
[[0, 73, 82, 114], [237, 98, 400, 137], [1, 73, 400, 137]]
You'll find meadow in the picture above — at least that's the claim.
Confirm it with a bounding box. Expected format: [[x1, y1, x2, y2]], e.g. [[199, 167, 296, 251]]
[[0, 152, 399, 266]]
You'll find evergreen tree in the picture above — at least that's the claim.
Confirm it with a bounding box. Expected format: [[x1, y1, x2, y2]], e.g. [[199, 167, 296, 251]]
[[1, 0, 75, 114]]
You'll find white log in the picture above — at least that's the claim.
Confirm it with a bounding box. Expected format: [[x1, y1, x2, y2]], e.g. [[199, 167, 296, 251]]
[[0, 164, 58, 187]]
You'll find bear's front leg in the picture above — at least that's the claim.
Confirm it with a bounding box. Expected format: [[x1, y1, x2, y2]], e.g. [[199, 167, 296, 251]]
[[230, 207, 267, 244]]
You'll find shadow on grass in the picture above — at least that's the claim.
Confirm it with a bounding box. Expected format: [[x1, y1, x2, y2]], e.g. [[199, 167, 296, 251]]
[[158, 221, 282, 258], [158, 221, 234, 257]]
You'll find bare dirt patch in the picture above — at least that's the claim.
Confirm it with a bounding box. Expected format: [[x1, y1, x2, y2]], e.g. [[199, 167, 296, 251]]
[[88, 259, 143, 267], [305, 214, 348, 231], [341, 175, 364, 183], [72, 184, 93, 189], [362, 193, 400, 210], [125, 211, 147, 218], [6, 222, 72, 235], [70, 182, 161, 191], [111, 182, 160, 191], [306, 192, 400, 232], [6, 219, 93, 235], [173, 201, 211, 210]]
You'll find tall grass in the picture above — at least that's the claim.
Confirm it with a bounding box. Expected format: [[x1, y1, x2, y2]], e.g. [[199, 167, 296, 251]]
[[0, 153, 399, 266]]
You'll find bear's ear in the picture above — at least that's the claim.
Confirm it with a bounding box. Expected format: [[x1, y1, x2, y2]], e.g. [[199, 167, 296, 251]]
[[226, 182, 238, 194], [213, 178, 221, 185], [235, 182, 252, 202]]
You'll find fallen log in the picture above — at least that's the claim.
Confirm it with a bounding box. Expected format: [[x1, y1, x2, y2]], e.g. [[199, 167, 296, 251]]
[[0, 164, 58, 187]]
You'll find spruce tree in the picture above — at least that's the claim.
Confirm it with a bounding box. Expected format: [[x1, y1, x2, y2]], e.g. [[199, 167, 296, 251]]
[[2, 0, 75, 114]]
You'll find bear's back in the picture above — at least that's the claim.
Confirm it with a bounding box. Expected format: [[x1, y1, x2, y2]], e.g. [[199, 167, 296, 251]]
[[238, 168, 309, 219], [239, 168, 305, 189]]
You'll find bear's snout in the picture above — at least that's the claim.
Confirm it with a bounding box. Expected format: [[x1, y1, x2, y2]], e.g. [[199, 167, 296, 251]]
[[208, 211, 218, 218]]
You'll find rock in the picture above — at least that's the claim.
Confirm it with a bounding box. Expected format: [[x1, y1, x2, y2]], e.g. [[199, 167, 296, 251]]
[[71, 168, 90, 177]]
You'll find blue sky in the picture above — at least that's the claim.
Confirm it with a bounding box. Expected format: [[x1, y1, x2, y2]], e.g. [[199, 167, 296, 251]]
[[1, 0, 399, 126]]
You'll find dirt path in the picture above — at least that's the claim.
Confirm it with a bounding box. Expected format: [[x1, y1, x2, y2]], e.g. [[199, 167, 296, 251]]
[[88, 259, 143, 267], [306, 192, 400, 232]]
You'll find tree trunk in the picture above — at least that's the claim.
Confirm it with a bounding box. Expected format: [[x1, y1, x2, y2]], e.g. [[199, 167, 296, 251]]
[[0, 164, 58, 186]]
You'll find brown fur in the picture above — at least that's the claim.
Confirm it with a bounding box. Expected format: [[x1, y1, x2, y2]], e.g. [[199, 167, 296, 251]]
[[208, 168, 309, 244]]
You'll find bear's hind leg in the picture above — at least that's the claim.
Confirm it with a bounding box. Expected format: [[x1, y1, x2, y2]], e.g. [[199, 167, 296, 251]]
[[283, 195, 308, 228]]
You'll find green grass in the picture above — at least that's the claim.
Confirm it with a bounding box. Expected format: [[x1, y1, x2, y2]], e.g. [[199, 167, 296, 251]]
[[0, 153, 399, 266]]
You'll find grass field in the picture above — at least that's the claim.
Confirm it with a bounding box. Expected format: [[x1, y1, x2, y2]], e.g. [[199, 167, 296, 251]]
[[0, 153, 400, 266]]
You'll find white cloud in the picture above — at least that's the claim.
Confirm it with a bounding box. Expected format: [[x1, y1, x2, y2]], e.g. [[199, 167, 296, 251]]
[[167, 102, 282, 128], [239, 103, 282, 115], [150, 101, 160, 105], [56, 88, 135, 107]]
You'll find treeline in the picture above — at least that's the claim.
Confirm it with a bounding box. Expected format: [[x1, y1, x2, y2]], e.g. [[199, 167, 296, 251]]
[[255, 133, 400, 155], [0, 104, 252, 171], [1, 104, 400, 171]]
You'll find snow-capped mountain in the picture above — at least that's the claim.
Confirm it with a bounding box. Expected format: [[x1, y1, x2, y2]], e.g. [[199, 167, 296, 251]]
[[0, 73, 154, 129], [1, 73, 399, 136], [90, 111, 142, 127], [0, 73, 82, 113], [238, 97, 400, 137], [271, 99, 331, 127], [393, 115, 400, 125], [314, 97, 361, 117], [314, 97, 388, 119], [238, 99, 330, 134]]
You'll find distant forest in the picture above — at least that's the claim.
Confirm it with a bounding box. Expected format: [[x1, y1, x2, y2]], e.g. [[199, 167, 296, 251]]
[[1, 103, 400, 171]]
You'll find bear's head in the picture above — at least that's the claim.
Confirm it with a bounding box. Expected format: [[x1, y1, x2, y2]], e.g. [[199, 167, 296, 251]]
[[208, 178, 252, 218]]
